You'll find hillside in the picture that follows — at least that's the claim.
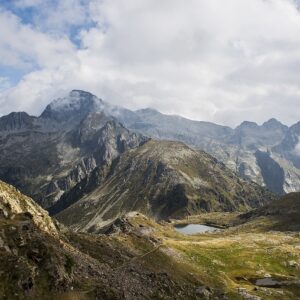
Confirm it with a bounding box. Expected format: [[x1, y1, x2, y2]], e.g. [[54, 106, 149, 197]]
[[0, 180, 58, 236], [0, 180, 209, 299], [0, 180, 299, 299], [52, 140, 275, 232], [118, 108, 300, 195], [239, 192, 300, 231]]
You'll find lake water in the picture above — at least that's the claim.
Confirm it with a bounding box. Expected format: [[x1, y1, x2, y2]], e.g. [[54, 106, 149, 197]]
[[174, 224, 220, 235]]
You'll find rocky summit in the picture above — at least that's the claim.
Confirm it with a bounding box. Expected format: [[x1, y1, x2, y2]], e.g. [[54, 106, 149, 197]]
[[0, 91, 147, 208]]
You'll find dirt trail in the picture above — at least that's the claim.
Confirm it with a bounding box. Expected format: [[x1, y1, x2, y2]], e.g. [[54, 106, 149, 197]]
[[114, 243, 162, 271]]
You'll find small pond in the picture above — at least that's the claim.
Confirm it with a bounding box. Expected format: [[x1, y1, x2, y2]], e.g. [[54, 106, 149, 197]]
[[174, 224, 221, 235]]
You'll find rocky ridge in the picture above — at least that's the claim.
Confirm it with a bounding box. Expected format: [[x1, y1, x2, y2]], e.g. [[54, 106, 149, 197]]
[[52, 140, 275, 232], [115, 105, 300, 194]]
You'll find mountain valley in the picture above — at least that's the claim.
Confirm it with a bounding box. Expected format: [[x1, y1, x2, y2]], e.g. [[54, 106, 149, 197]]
[[0, 90, 300, 300], [1, 180, 299, 299]]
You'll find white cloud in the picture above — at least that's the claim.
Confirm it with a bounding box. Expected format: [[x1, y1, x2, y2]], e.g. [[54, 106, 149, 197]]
[[294, 136, 300, 156], [0, 77, 11, 92], [0, 10, 75, 69], [10, 0, 93, 37], [1, 0, 300, 126]]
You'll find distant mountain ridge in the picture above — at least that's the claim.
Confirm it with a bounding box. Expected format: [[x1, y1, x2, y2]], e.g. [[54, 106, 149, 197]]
[[115, 104, 300, 195], [0, 89, 299, 205]]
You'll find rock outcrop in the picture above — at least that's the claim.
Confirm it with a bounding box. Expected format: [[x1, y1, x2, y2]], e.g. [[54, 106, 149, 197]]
[[0, 91, 147, 208]]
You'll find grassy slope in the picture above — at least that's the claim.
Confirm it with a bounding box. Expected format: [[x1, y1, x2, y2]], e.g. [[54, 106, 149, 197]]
[[1, 201, 299, 299], [126, 213, 300, 300], [238, 192, 300, 232], [1, 181, 299, 299]]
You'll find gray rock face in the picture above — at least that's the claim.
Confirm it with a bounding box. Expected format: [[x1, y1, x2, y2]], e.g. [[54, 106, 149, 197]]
[[118, 108, 234, 149], [0, 112, 36, 131], [255, 150, 285, 195], [113, 106, 300, 195], [274, 122, 300, 167], [0, 91, 147, 208]]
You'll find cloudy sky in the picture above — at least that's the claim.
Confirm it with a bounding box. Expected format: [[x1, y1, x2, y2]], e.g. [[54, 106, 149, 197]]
[[1, 0, 300, 127]]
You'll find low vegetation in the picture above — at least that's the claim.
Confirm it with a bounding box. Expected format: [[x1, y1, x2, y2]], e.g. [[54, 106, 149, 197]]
[[1, 180, 299, 299]]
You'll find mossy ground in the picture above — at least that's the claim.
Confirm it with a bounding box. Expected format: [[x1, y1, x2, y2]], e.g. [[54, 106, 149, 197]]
[[1, 199, 299, 299], [125, 213, 300, 299]]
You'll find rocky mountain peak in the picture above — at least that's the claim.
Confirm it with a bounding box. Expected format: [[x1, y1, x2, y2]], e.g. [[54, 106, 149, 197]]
[[236, 121, 259, 130], [262, 118, 287, 130], [69, 89, 95, 97], [0, 111, 35, 131], [135, 108, 160, 116], [290, 121, 300, 132], [40, 90, 104, 122]]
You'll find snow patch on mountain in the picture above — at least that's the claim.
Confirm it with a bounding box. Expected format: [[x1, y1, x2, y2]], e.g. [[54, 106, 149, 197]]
[[49, 90, 104, 112], [49, 94, 81, 111]]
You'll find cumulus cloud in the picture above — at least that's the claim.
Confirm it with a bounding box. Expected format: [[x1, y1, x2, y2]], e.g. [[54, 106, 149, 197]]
[[0, 77, 11, 92], [1, 0, 300, 126], [12, 0, 92, 34], [294, 138, 300, 156], [0, 9, 75, 69]]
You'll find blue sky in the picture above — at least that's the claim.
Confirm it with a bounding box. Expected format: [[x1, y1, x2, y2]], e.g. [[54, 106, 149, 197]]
[[0, 2, 35, 84], [1, 0, 300, 126], [4, 0, 97, 47]]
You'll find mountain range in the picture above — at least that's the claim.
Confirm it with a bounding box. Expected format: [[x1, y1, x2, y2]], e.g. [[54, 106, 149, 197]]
[[0, 90, 278, 227], [1, 90, 299, 199], [1, 178, 299, 299], [0, 90, 147, 208], [117, 106, 300, 195], [1, 90, 300, 299]]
